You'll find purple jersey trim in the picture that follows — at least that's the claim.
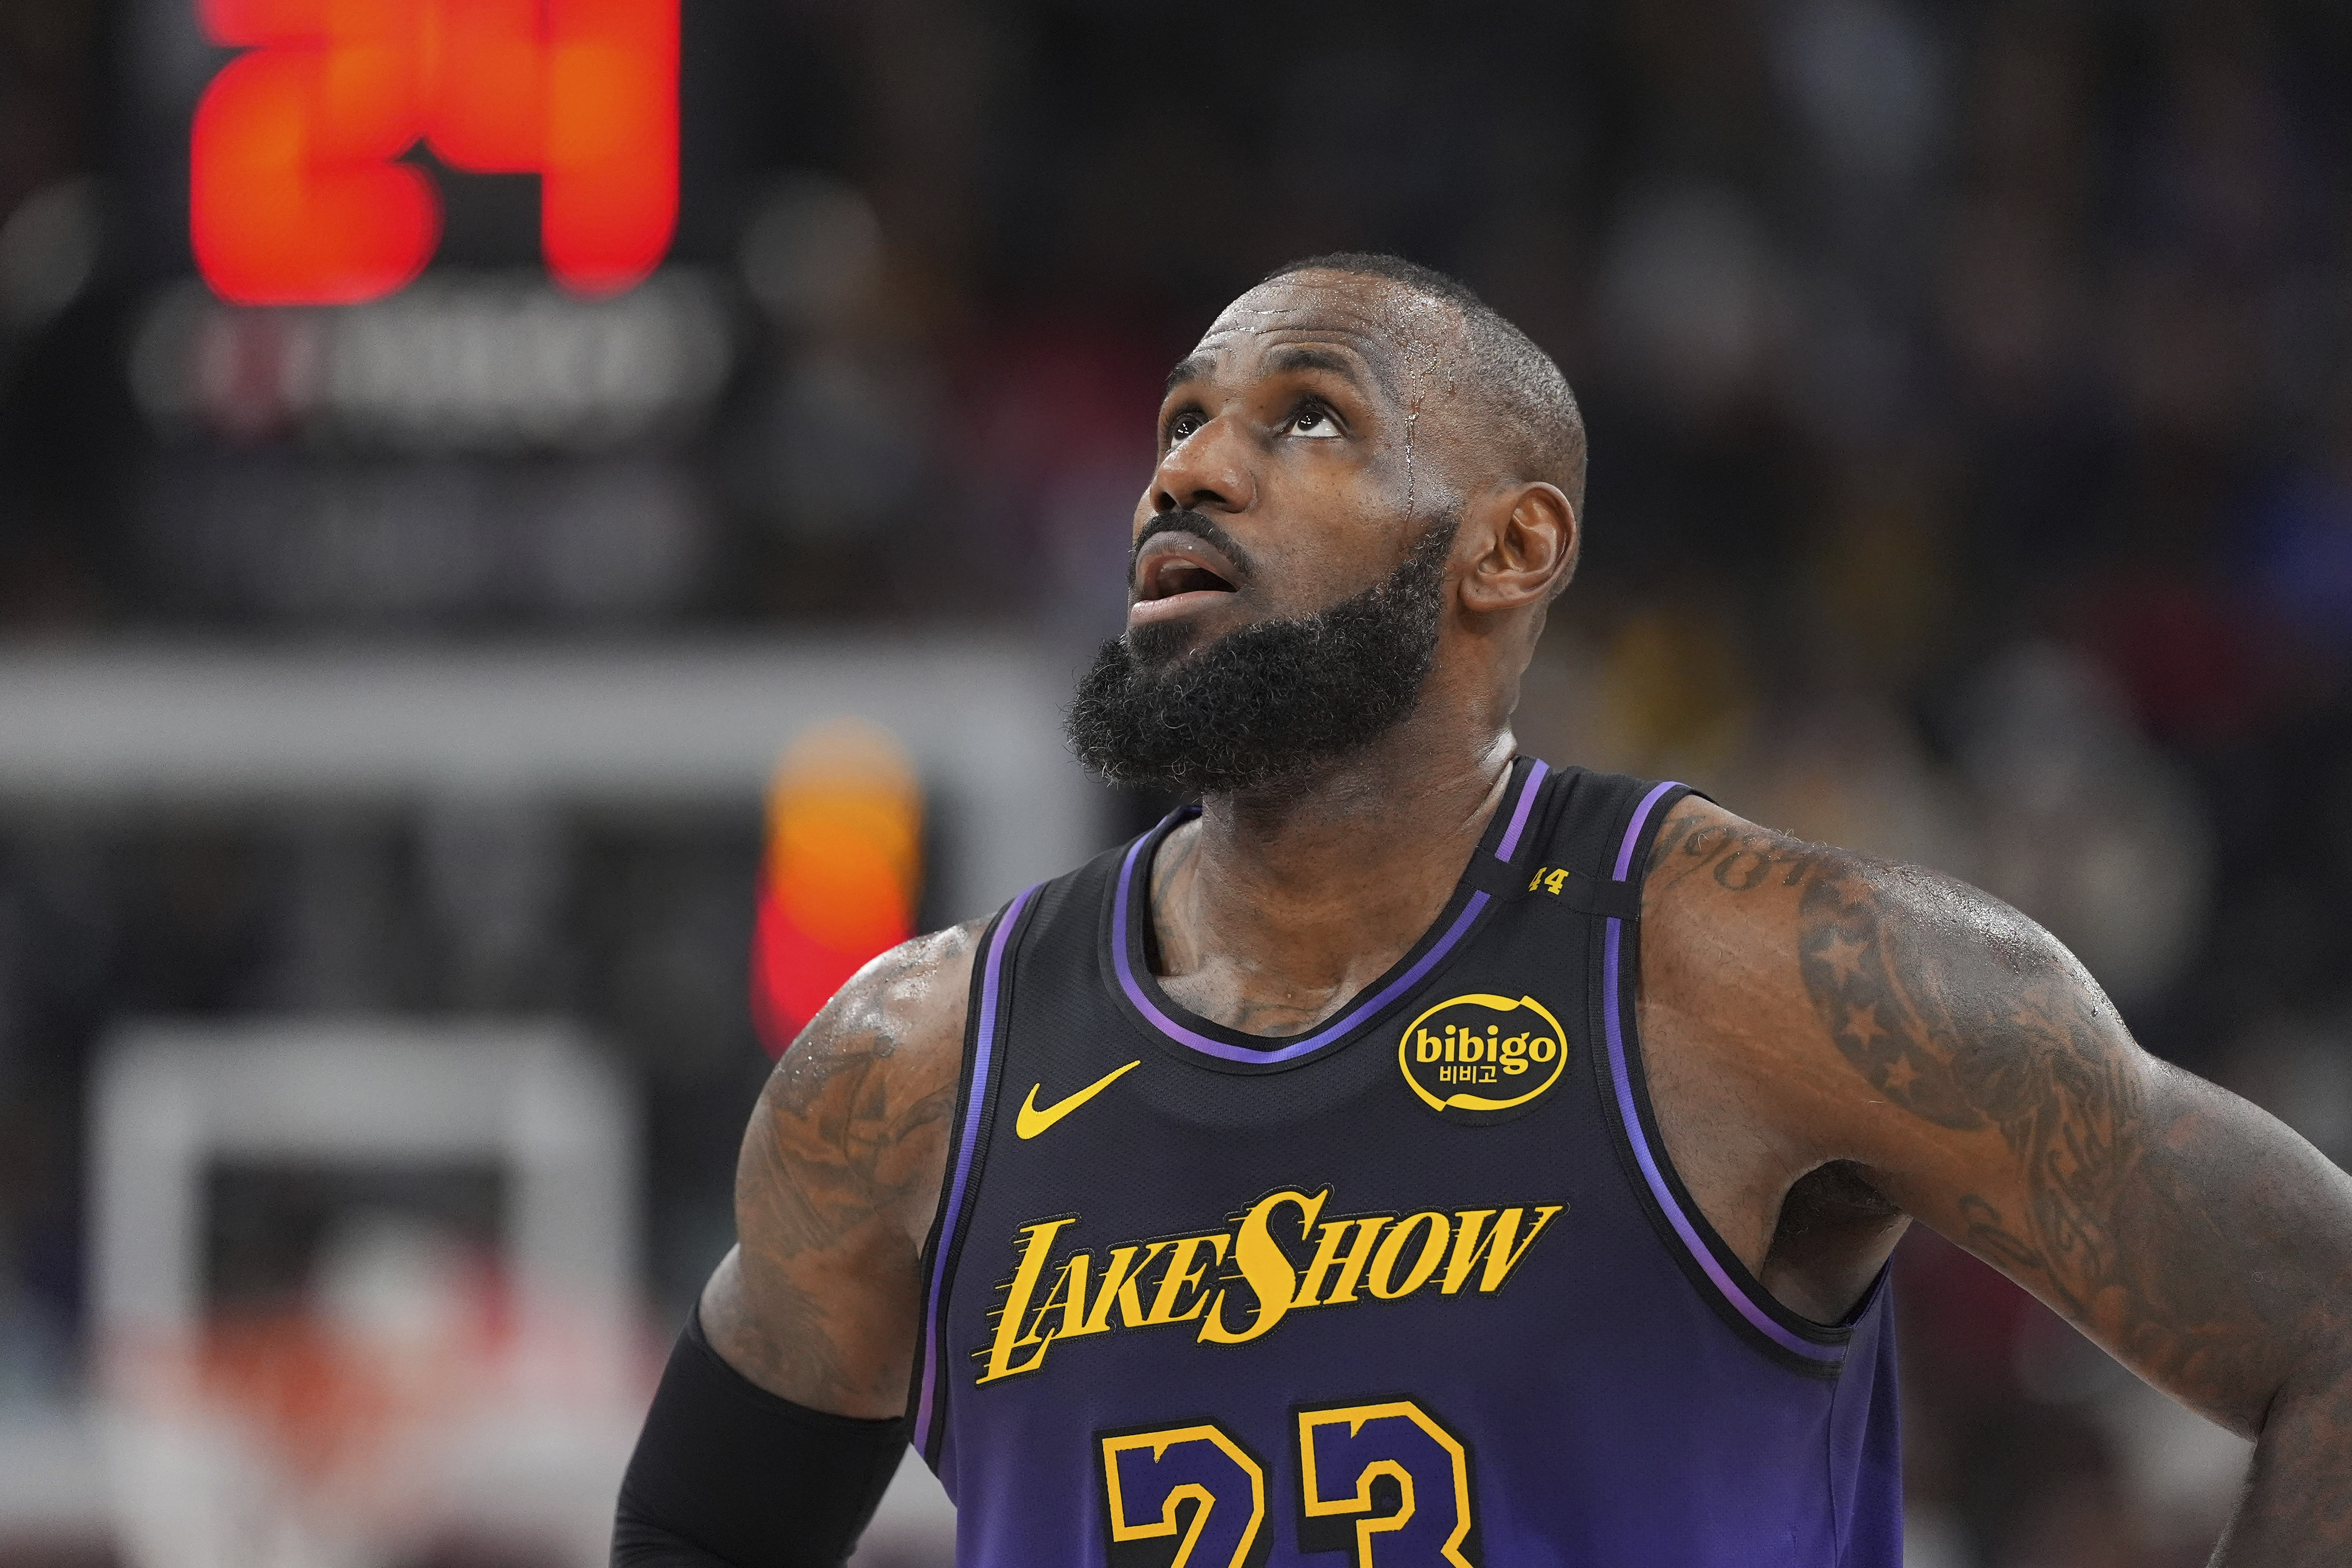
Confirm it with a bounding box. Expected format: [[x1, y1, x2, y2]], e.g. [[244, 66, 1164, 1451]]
[[1614, 778, 1681, 879], [1112, 761, 1544, 1064], [1495, 757, 1550, 860], [1598, 784, 1846, 1365], [916, 884, 1040, 1446]]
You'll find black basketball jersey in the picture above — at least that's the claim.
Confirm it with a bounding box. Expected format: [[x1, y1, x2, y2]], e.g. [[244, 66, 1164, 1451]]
[[910, 758, 1902, 1566]]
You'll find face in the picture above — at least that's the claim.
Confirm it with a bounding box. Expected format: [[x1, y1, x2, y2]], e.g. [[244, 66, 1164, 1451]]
[[1065, 273, 1473, 797], [1126, 270, 1469, 658]]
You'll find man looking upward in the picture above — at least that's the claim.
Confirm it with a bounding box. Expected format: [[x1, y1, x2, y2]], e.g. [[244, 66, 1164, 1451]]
[[616, 255, 2352, 1565]]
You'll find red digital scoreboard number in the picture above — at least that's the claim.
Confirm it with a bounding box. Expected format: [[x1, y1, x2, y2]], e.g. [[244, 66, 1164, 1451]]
[[190, 0, 678, 305]]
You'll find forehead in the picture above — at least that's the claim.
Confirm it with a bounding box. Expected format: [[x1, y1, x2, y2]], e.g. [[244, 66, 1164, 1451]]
[[1173, 272, 1463, 400]]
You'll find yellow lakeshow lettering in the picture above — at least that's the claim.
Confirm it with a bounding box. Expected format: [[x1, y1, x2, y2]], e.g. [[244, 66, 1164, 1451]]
[[1445, 1209, 1497, 1287], [1440, 1205, 1563, 1294], [1296, 1216, 1389, 1307], [1290, 1220, 1356, 1309], [974, 1216, 1077, 1383], [1032, 1250, 1092, 1341], [1367, 1211, 1450, 1298], [974, 1190, 1566, 1385], [1200, 1188, 1326, 1344], [1049, 1245, 1124, 1341], [1077, 1240, 1174, 1335], [1143, 1233, 1231, 1325]]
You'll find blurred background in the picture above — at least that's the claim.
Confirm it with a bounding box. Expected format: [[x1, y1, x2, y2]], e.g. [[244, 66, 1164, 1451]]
[[0, 0, 2346, 1563]]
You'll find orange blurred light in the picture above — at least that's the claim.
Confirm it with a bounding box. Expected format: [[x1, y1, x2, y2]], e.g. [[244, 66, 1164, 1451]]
[[192, 0, 439, 305], [751, 721, 923, 1057], [543, 0, 679, 294], [190, 0, 678, 305]]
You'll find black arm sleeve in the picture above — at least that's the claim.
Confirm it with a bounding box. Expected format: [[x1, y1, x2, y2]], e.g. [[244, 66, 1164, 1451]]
[[611, 1306, 913, 1568]]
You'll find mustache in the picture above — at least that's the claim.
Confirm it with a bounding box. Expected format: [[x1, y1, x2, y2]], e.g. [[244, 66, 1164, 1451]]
[[1128, 510, 1255, 589]]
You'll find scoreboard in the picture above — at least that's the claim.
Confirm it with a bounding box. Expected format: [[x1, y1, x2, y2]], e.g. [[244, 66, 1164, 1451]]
[[90, 0, 827, 623], [189, 0, 679, 303]]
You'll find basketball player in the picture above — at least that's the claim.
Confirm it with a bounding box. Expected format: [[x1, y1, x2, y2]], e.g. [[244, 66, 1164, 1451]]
[[614, 256, 2352, 1565]]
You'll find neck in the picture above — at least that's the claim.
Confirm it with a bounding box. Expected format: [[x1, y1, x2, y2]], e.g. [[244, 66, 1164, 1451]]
[[1147, 711, 1519, 1038]]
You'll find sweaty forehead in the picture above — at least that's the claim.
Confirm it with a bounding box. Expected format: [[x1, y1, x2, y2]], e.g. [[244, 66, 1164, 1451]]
[[1182, 273, 1465, 402]]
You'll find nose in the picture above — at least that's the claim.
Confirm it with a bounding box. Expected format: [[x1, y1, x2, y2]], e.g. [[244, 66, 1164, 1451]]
[[1150, 414, 1256, 517]]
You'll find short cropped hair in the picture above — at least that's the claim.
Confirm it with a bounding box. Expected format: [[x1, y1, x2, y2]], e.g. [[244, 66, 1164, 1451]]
[[1260, 252, 1587, 518]]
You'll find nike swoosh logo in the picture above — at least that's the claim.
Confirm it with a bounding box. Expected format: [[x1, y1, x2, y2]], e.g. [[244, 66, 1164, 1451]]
[[1015, 1060, 1142, 1140]]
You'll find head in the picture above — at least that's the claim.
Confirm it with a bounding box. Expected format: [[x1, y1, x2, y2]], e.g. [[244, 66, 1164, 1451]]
[[1067, 254, 1587, 798]]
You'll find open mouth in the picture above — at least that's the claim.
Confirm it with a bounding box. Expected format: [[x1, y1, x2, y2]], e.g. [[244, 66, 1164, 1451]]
[[1132, 532, 1243, 605], [1144, 559, 1234, 598]]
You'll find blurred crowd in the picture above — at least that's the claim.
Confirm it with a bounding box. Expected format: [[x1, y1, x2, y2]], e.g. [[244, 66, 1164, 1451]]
[[7, 1, 2352, 1564]]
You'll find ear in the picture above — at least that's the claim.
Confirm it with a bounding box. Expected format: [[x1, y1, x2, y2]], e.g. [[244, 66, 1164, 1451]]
[[1458, 482, 1576, 614]]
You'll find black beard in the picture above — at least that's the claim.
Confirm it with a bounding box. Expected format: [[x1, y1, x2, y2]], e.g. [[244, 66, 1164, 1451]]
[[1066, 516, 1459, 797]]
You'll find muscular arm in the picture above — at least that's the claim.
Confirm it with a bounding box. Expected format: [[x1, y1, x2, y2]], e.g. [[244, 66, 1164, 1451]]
[[1642, 797, 2352, 1562], [612, 923, 980, 1565], [700, 919, 984, 1416]]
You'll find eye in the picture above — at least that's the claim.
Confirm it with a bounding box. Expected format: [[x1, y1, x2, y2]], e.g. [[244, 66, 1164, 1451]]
[[1288, 402, 1342, 439], [1163, 408, 1206, 446]]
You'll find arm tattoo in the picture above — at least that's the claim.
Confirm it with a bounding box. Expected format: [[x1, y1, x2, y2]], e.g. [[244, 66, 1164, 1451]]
[[1789, 857, 2141, 1322], [1645, 806, 2288, 1429], [756, 945, 957, 1240], [716, 925, 976, 1412]]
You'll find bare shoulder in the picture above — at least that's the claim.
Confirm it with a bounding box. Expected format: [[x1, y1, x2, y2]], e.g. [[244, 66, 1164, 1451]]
[[1637, 797, 2352, 1469], [703, 918, 988, 1416], [762, 917, 988, 1131], [1639, 792, 2125, 1144]]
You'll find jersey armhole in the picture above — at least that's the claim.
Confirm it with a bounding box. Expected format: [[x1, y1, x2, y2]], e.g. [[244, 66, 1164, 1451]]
[[1586, 781, 1859, 1380], [909, 883, 1044, 1475]]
